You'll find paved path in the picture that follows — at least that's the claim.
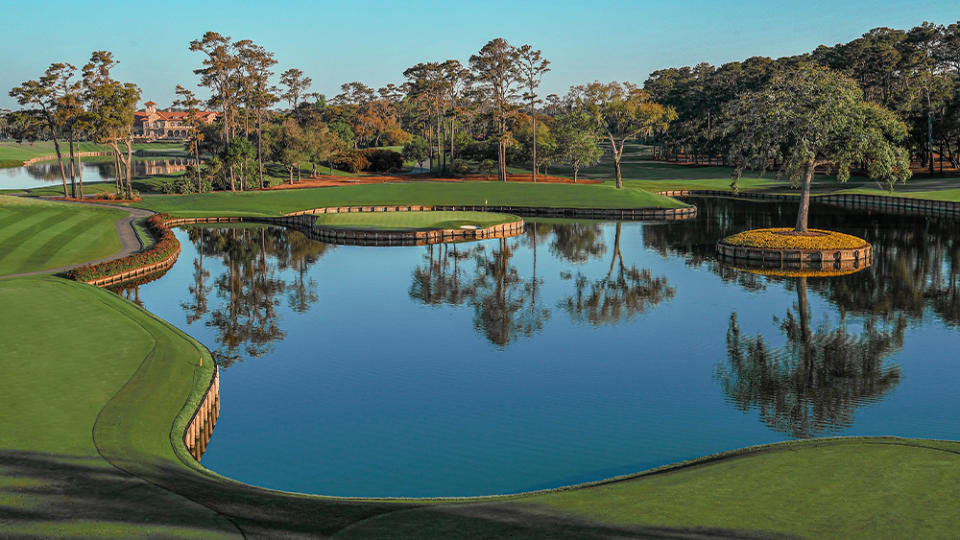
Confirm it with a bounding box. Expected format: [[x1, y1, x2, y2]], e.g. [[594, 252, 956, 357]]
[[0, 200, 155, 280]]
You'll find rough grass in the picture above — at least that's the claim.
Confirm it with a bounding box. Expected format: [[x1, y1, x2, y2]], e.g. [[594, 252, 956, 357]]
[[721, 227, 870, 250], [314, 210, 518, 230], [3, 277, 960, 538], [0, 195, 124, 276], [130, 181, 686, 217]]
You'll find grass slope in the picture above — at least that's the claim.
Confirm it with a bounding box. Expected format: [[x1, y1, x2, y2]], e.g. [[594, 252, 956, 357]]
[[0, 196, 124, 276], [2, 277, 959, 538], [131, 181, 685, 218], [314, 210, 518, 230]]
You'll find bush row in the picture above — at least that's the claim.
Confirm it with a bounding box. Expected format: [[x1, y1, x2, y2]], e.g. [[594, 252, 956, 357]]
[[67, 213, 179, 282], [331, 148, 404, 173]]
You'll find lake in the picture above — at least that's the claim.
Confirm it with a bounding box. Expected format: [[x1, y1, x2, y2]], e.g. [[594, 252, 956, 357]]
[[114, 197, 960, 497], [0, 157, 191, 190]]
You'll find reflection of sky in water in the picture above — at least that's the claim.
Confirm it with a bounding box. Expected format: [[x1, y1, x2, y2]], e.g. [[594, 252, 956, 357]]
[[0, 158, 190, 189], [120, 199, 960, 497]]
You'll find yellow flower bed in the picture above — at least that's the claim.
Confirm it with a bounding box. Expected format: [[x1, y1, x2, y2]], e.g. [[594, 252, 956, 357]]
[[721, 228, 869, 250]]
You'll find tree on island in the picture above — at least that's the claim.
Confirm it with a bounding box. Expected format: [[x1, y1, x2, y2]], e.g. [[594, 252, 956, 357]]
[[726, 65, 912, 232]]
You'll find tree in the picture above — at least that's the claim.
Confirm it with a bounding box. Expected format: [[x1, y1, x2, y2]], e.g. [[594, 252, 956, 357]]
[[571, 81, 676, 188], [173, 85, 205, 192], [553, 111, 602, 181], [270, 118, 307, 184], [402, 135, 429, 169], [82, 51, 140, 200], [190, 31, 241, 190], [470, 38, 520, 182], [516, 45, 550, 182], [726, 65, 912, 232], [280, 68, 312, 122], [236, 40, 278, 188], [899, 22, 950, 174], [10, 63, 75, 197]]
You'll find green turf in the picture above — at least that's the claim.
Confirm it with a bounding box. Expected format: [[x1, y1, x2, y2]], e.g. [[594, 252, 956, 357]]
[[314, 210, 518, 230], [129, 181, 685, 218], [0, 196, 125, 276], [831, 187, 960, 202]]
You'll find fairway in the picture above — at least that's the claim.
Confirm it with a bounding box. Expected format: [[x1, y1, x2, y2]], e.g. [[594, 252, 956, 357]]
[[314, 210, 518, 230], [0, 196, 125, 276], [131, 181, 686, 217]]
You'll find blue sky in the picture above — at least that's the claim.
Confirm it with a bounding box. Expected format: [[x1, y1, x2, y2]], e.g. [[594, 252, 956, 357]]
[[2, 0, 957, 109]]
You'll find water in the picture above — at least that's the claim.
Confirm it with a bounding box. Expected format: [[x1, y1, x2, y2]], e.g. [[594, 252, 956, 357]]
[[116, 197, 960, 497], [0, 157, 191, 190]]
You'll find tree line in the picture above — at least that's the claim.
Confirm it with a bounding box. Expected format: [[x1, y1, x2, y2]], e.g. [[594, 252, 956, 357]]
[[6, 33, 677, 196], [7, 21, 957, 202], [648, 21, 960, 175]]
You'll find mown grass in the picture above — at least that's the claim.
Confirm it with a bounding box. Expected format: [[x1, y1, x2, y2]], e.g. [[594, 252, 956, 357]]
[[314, 210, 518, 230], [0, 196, 124, 276], [130, 181, 686, 217]]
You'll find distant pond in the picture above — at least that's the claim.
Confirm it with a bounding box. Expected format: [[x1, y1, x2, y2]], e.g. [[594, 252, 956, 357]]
[[0, 157, 191, 190], [117, 197, 960, 497]]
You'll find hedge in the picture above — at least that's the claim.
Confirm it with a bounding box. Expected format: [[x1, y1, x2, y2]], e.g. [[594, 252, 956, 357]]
[[67, 214, 178, 282]]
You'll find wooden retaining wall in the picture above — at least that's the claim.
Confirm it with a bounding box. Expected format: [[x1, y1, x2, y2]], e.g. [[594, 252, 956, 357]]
[[21, 151, 112, 166], [285, 203, 697, 221], [272, 212, 525, 246], [657, 190, 960, 218], [183, 364, 220, 461], [716, 240, 872, 267]]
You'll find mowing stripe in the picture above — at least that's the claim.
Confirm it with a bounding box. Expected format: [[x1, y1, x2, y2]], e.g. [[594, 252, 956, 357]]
[[0, 209, 66, 245], [0, 211, 70, 264], [57, 217, 124, 267], [26, 213, 117, 270], [0, 210, 29, 231]]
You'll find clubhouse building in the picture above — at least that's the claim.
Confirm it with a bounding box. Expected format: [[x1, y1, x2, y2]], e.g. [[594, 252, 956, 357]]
[[133, 100, 218, 140]]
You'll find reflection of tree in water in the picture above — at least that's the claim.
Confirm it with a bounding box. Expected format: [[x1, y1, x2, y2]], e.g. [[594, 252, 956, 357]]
[[719, 277, 905, 438], [184, 226, 328, 367], [550, 222, 606, 263], [408, 221, 674, 344], [470, 238, 546, 347], [408, 243, 476, 306], [561, 222, 674, 326], [643, 196, 960, 322]]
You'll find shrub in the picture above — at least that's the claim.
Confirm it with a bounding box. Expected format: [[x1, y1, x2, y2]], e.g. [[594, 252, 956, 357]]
[[159, 174, 212, 195], [479, 159, 497, 177], [67, 213, 178, 282], [359, 148, 403, 172], [451, 159, 471, 175], [331, 150, 370, 173]]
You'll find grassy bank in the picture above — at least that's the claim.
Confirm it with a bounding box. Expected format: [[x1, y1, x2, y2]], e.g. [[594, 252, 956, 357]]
[[314, 210, 518, 230], [130, 181, 686, 218], [0, 196, 125, 276]]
